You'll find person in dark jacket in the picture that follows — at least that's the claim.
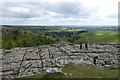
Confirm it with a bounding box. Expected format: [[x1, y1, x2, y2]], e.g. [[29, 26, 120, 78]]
[[80, 43, 82, 49], [85, 43, 88, 50]]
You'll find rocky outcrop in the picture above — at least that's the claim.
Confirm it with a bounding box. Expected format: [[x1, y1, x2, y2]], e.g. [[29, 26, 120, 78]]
[[1, 43, 119, 78]]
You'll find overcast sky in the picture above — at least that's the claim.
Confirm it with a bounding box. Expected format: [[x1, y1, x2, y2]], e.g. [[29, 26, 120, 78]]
[[0, 0, 119, 26]]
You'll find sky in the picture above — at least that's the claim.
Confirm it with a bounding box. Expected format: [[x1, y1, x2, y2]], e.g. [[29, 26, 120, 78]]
[[0, 0, 119, 26]]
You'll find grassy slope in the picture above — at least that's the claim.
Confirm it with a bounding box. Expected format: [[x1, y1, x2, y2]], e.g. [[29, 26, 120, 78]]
[[14, 72, 67, 80], [2, 29, 56, 49], [14, 63, 119, 79], [63, 63, 118, 78]]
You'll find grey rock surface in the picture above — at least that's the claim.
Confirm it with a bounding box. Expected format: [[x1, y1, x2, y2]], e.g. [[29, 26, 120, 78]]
[[1, 43, 119, 78]]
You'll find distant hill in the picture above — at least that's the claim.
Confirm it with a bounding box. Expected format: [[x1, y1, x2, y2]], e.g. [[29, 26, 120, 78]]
[[2, 26, 56, 49], [2, 25, 119, 49]]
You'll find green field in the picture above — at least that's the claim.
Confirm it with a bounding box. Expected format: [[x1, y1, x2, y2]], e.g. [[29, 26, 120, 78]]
[[45, 28, 119, 44], [14, 63, 119, 80], [78, 30, 119, 43]]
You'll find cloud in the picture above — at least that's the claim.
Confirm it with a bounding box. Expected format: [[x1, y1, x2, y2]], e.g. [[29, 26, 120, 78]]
[[1, 0, 119, 25], [2, 3, 42, 18]]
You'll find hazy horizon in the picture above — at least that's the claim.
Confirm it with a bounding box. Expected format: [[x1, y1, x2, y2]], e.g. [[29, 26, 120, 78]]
[[0, 24, 118, 27]]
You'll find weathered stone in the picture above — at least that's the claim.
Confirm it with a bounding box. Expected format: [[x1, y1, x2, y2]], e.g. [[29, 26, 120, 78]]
[[1, 43, 119, 78]]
